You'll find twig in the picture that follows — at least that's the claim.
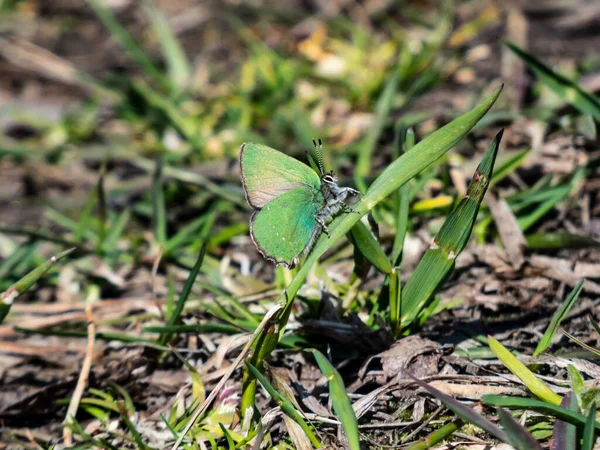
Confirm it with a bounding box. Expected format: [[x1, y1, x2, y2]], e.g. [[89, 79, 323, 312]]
[[63, 304, 96, 445]]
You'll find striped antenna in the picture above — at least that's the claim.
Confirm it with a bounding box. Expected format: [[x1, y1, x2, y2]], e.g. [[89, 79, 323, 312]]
[[312, 138, 325, 176]]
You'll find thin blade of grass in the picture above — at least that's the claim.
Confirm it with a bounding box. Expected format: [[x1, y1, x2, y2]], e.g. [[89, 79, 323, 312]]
[[152, 158, 167, 247], [390, 125, 413, 266], [589, 314, 600, 338], [356, 72, 399, 180], [348, 219, 392, 274], [504, 41, 600, 121], [497, 407, 542, 450], [405, 419, 464, 450], [309, 349, 360, 450], [103, 209, 131, 253], [490, 148, 530, 187], [132, 158, 245, 207], [553, 393, 578, 450], [159, 243, 206, 346], [401, 129, 503, 327], [389, 268, 401, 337], [533, 280, 584, 356], [483, 395, 600, 431], [85, 0, 170, 91], [131, 79, 201, 149], [582, 402, 596, 450], [407, 373, 509, 442], [142, 1, 190, 89], [159, 213, 214, 345], [488, 336, 562, 405], [0, 247, 75, 324], [96, 164, 107, 254], [246, 362, 321, 448], [560, 328, 600, 358], [526, 232, 600, 250], [568, 364, 585, 401]]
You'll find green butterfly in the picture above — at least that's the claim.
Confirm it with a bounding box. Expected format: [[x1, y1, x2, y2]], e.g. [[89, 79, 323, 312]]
[[240, 140, 359, 269]]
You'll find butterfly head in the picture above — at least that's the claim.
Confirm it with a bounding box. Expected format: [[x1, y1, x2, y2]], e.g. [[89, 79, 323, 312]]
[[322, 170, 338, 185]]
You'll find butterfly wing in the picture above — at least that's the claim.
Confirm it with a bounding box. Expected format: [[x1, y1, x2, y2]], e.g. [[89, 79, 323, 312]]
[[240, 143, 321, 209], [250, 186, 322, 268]]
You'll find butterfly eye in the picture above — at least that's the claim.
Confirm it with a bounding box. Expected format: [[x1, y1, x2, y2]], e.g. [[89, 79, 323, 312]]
[[323, 174, 337, 184]]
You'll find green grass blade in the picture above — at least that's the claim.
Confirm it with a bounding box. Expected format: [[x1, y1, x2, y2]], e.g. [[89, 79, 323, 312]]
[[589, 314, 600, 338], [131, 79, 201, 149], [408, 373, 509, 442], [310, 349, 360, 450], [356, 72, 399, 179], [525, 232, 600, 250], [488, 336, 562, 405], [401, 129, 503, 327], [533, 280, 584, 357], [390, 125, 412, 266], [568, 364, 585, 402], [517, 184, 572, 232], [143, 1, 190, 89], [405, 419, 464, 450], [103, 209, 131, 253], [85, 0, 170, 91], [561, 328, 600, 358], [132, 158, 245, 208], [389, 268, 401, 338], [246, 362, 321, 448], [96, 165, 107, 254], [75, 188, 97, 245], [490, 148, 530, 188], [497, 408, 542, 450], [582, 402, 596, 450], [504, 41, 600, 121], [0, 243, 37, 281], [152, 158, 167, 246], [554, 393, 579, 450], [0, 247, 75, 324], [348, 220, 392, 274], [241, 86, 503, 414], [483, 395, 600, 431], [159, 210, 213, 345]]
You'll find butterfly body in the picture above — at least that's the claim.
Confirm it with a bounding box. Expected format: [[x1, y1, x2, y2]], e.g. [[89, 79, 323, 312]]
[[240, 142, 358, 269]]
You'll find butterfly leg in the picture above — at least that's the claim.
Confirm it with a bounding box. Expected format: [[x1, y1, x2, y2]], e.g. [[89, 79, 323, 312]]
[[342, 203, 360, 214], [316, 216, 330, 237]]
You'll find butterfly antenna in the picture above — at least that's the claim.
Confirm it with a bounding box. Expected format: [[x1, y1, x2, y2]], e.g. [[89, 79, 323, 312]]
[[312, 138, 325, 176]]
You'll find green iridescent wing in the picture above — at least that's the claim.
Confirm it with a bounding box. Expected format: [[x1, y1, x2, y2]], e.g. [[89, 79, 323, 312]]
[[240, 143, 321, 209], [250, 187, 322, 268]]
